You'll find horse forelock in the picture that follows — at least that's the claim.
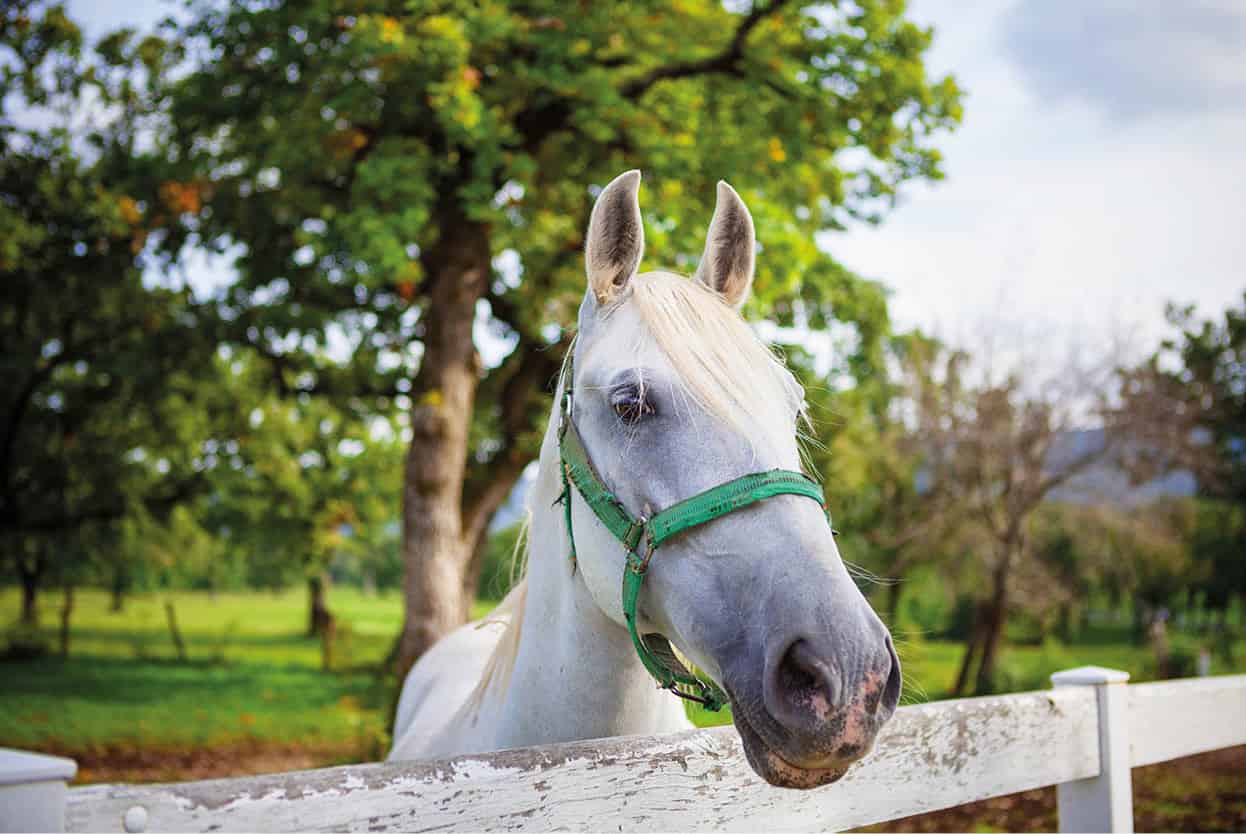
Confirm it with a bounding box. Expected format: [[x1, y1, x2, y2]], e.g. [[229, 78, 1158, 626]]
[[600, 270, 809, 453]]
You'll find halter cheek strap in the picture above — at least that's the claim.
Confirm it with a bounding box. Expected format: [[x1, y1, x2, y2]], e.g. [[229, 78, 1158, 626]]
[[555, 355, 832, 711]]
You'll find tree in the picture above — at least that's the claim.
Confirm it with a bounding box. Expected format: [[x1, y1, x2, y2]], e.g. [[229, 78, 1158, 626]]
[[197, 359, 404, 634], [1188, 500, 1246, 626], [156, 0, 963, 676], [1, 2, 223, 627], [1115, 296, 1246, 501], [896, 337, 1118, 695], [155, 0, 966, 678], [1113, 296, 1246, 618]]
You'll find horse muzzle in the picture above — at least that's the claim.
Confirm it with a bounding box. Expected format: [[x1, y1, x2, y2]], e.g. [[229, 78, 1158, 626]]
[[725, 629, 901, 789]]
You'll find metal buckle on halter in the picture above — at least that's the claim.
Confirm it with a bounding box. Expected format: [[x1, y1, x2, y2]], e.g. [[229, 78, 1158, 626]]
[[672, 685, 722, 709], [557, 390, 571, 437], [623, 517, 647, 566]]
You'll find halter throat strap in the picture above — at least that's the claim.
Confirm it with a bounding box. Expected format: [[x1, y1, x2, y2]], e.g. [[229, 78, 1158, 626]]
[[555, 354, 828, 710]]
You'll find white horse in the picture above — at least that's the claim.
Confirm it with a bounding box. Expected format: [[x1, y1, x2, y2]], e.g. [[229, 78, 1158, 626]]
[[390, 171, 900, 789]]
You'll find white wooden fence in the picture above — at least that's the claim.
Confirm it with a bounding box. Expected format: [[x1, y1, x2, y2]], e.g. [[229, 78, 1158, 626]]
[[2, 667, 1244, 833]]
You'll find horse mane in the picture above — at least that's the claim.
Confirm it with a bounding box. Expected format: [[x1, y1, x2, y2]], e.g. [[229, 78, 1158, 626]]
[[461, 270, 808, 718], [458, 513, 530, 722]]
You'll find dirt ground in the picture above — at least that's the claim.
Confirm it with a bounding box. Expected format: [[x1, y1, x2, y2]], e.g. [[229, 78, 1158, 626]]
[[56, 741, 364, 785], [855, 745, 1246, 833]]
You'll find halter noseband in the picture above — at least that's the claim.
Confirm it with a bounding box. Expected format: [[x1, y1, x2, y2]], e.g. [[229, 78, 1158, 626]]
[[555, 353, 831, 711]]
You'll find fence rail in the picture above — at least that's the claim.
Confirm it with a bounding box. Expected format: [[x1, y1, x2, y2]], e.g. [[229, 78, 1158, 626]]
[[2, 668, 1243, 833], [1128, 674, 1246, 767]]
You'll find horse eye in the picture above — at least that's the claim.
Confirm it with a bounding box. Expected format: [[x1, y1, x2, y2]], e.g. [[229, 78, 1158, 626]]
[[612, 389, 654, 424]]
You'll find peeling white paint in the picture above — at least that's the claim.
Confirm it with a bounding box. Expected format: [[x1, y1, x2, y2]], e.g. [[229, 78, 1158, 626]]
[[60, 678, 1246, 834]]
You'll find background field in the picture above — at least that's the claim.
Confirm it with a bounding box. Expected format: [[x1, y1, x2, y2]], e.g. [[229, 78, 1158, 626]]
[[3, 587, 1241, 777]]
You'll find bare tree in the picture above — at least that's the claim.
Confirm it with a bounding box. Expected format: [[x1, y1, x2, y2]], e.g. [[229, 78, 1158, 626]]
[[916, 327, 1121, 695]]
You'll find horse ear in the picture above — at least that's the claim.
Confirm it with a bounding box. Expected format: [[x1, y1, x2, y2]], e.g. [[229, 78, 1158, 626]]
[[694, 181, 755, 310], [585, 170, 645, 306]]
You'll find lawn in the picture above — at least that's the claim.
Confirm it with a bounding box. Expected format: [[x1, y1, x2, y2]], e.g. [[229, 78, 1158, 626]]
[[0, 587, 494, 772], [1, 586, 1242, 785]]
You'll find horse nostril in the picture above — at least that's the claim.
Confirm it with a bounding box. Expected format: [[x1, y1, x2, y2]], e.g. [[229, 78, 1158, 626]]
[[770, 639, 841, 725]]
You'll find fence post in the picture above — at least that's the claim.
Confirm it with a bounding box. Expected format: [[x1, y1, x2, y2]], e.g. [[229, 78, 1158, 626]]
[[1051, 666, 1133, 834], [0, 748, 77, 833]]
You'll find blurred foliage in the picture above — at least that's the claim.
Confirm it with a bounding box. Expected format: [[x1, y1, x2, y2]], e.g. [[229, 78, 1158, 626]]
[[145, 0, 963, 574], [1112, 294, 1246, 617], [193, 366, 404, 594], [809, 332, 970, 624], [1115, 293, 1246, 503], [1, 3, 410, 636], [1, 2, 227, 623], [160, 0, 962, 324]]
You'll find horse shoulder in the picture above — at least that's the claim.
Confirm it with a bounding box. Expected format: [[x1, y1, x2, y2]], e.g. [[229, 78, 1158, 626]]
[[388, 616, 508, 761]]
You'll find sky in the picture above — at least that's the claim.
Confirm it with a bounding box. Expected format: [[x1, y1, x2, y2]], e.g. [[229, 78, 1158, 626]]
[[67, 0, 1246, 361], [829, 0, 1246, 356]]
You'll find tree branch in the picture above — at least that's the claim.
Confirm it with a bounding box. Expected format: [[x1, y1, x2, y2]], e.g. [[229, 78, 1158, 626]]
[[620, 0, 791, 99], [8, 472, 207, 535], [0, 361, 57, 488], [510, 0, 789, 155]]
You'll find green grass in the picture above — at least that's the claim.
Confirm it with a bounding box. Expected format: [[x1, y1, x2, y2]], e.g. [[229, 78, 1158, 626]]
[[1, 587, 1242, 763], [0, 655, 381, 751], [0, 587, 411, 756]]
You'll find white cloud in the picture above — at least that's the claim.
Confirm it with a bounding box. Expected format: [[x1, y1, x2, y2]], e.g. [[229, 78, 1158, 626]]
[[827, 0, 1246, 364], [1002, 0, 1246, 120]]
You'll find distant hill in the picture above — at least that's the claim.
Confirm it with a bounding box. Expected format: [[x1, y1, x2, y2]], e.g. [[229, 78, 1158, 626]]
[[1044, 428, 1196, 506]]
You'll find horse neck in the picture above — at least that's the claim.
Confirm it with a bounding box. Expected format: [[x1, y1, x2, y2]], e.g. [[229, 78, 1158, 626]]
[[491, 412, 689, 749]]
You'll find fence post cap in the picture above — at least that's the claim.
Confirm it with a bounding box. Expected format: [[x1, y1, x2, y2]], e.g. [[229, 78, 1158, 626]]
[[1050, 666, 1130, 687], [0, 747, 77, 786]]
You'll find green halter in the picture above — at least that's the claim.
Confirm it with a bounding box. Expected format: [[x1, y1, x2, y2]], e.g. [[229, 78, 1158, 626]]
[[556, 355, 830, 711]]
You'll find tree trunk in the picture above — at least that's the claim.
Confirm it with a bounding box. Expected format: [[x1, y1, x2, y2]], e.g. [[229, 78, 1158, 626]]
[[165, 600, 188, 663], [1132, 598, 1147, 644], [321, 616, 337, 672], [18, 560, 39, 627], [110, 564, 128, 613], [59, 584, 74, 657], [307, 573, 333, 638], [1056, 604, 1073, 643], [974, 598, 1006, 695], [952, 607, 984, 697], [974, 559, 1012, 695], [395, 205, 491, 680]]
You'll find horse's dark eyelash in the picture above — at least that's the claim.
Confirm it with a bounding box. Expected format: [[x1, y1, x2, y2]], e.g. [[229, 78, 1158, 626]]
[[610, 386, 655, 423]]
